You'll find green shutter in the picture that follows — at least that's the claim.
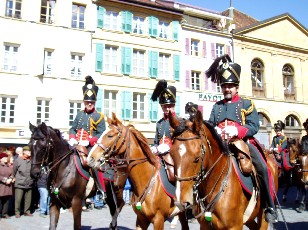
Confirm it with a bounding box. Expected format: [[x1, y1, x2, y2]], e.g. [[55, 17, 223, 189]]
[[122, 11, 132, 33], [121, 91, 132, 120], [148, 16, 158, 37], [149, 51, 158, 78], [172, 21, 179, 41], [96, 89, 103, 112], [148, 93, 158, 121], [95, 43, 104, 72], [121, 47, 132, 75], [97, 6, 105, 28], [175, 96, 180, 116], [173, 54, 180, 81]]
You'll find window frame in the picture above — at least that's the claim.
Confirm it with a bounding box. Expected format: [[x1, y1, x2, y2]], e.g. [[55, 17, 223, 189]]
[[103, 90, 117, 118], [0, 96, 16, 124], [36, 98, 51, 125], [132, 49, 145, 77], [70, 53, 84, 78], [5, 0, 22, 19], [3, 44, 19, 72], [71, 3, 85, 29], [69, 101, 82, 126], [132, 92, 145, 120], [191, 71, 201, 91], [133, 16, 145, 34], [104, 45, 118, 73], [104, 11, 119, 30], [158, 53, 171, 80]]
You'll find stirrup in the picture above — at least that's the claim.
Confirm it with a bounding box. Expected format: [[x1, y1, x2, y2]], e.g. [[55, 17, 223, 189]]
[[265, 207, 278, 223]]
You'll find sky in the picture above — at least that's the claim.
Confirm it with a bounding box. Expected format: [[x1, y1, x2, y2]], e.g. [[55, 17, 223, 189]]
[[178, 0, 308, 29]]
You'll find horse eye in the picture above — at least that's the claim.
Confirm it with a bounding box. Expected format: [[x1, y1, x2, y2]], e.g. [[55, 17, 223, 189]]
[[193, 156, 200, 163]]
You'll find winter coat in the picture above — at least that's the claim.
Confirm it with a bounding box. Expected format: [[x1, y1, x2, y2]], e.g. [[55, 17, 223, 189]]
[[13, 156, 33, 189], [0, 163, 14, 196]]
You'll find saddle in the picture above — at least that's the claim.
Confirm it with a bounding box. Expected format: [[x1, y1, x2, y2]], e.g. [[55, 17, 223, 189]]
[[229, 138, 253, 175], [159, 152, 175, 183], [76, 145, 89, 168]]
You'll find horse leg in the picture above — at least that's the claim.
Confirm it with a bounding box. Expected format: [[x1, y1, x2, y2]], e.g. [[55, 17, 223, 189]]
[[136, 216, 150, 230], [178, 212, 189, 230], [71, 197, 83, 230], [49, 204, 60, 230], [282, 172, 290, 202], [152, 214, 165, 230]]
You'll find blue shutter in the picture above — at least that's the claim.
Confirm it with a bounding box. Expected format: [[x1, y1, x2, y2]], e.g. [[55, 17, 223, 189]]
[[122, 11, 132, 33], [96, 89, 103, 112], [121, 91, 131, 120], [121, 47, 132, 75], [95, 43, 103, 72], [97, 6, 105, 28], [172, 21, 179, 41], [149, 51, 158, 78], [148, 16, 158, 37], [173, 54, 180, 81], [175, 96, 180, 116], [148, 94, 159, 121]]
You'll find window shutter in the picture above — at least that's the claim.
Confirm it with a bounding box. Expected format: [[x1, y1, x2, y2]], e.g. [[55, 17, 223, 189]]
[[149, 51, 158, 78], [211, 81, 216, 91], [148, 93, 158, 121], [227, 45, 231, 56], [121, 91, 131, 120], [148, 16, 158, 37], [97, 6, 105, 28], [121, 47, 132, 75], [186, 70, 190, 89], [185, 38, 190, 55], [172, 21, 179, 41], [203, 41, 207, 58], [204, 72, 208, 90], [121, 11, 132, 32], [95, 43, 103, 72], [96, 89, 103, 112], [211, 43, 216, 59], [197, 105, 203, 116], [173, 54, 180, 81], [175, 96, 180, 116]]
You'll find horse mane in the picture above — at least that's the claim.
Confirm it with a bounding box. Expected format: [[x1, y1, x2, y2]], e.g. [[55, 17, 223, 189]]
[[128, 124, 159, 168], [203, 120, 228, 154]]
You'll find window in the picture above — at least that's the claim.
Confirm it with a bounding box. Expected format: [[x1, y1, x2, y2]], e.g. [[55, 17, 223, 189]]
[[37, 99, 50, 125], [283, 64, 295, 100], [69, 101, 82, 126], [44, 50, 53, 75], [191, 71, 201, 91], [104, 90, 117, 118], [71, 4, 85, 29], [215, 44, 224, 57], [40, 0, 56, 24], [251, 59, 265, 97], [132, 93, 145, 119], [71, 54, 83, 78], [158, 53, 170, 79], [104, 45, 118, 73], [285, 115, 299, 128], [133, 16, 145, 34], [191, 40, 199, 56], [0, 96, 15, 124], [158, 21, 169, 39], [105, 11, 119, 30], [5, 0, 22, 19], [3, 44, 18, 72], [132, 49, 145, 76], [258, 113, 270, 127]]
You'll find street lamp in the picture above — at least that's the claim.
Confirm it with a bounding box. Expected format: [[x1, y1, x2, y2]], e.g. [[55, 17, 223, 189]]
[[266, 122, 272, 148]]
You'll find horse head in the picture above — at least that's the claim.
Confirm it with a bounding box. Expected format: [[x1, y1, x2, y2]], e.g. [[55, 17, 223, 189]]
[[298, 154, 308, 185], [169, 110, 207, 211], [289, 138, 299, 165]]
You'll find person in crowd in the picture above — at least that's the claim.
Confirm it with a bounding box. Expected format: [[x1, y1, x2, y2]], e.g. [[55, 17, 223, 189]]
[[37, 172, 50, 218], [123, 179, 132, 205], [13, 146, 34, 218], [68, 75, 106, 149], [300, 119, 308, 155], [184, 102, 199, 121], [206, 54, 277, 223], [14, 147, 23, 160], [0, 152, 14, 220]]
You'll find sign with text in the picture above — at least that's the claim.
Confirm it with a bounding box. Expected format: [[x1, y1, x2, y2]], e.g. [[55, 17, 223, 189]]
[[198, 93, 223, 102]]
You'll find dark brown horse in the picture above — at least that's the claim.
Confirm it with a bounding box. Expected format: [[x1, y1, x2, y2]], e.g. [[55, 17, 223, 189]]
[[29, 122, 125, 230], [87, 113, 189, 230], [168, 110, 278, 230]]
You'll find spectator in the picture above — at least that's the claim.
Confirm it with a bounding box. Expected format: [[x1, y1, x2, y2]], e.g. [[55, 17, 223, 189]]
[[37, 172, 50, 218], [13, 146, 34, 218], [14, 147, 23, 160], [0, 152, 14, 219]]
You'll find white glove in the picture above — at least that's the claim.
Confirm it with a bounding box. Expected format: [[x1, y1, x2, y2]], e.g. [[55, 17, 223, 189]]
[[224, 126, 238, 137], [79, 140, 89, 147], [150, 146, 158, 154], [215, 127, 222, 135], [157, 143, 170, 154], [69, 138, 78, 146], [183, 114, 190, 120], [274, 147, 278, 151], [269, 147, 274, 151]]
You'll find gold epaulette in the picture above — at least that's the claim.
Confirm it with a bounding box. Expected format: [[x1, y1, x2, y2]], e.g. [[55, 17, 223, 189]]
[[279, 136, 287, 146], [240, 98, 255, 126], [89, 112, 104, 136]]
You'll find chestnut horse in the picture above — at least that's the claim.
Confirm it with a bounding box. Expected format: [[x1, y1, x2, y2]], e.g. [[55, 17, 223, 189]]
[[169, 110, 278, 230], [29, 122, 125, 230], [87, 113, 189, 230]]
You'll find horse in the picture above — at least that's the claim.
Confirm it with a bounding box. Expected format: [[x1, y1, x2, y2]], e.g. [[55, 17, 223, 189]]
[[29, 122, 125, 230], [87, 113, 189, 230], [168, 110, 278, 230]]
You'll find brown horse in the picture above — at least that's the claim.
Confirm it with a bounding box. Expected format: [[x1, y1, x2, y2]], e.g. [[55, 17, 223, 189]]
[[29, 122, 125, 230], [87, 113, 189, 230], [168, 110, 278, 230]]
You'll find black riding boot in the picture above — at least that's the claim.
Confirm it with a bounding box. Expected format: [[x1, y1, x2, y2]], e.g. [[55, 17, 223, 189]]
[[248, 144, 278, 224]]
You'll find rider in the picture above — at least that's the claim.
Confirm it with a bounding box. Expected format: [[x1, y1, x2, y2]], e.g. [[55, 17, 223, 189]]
[[184, 102, 198, 121], [206, 54, 278, 224], [69, 75, 106, 149], [300, 119, 308, 154]]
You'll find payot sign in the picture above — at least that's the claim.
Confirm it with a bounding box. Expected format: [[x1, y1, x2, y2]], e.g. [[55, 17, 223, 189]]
[[198, 93, 223, 102]]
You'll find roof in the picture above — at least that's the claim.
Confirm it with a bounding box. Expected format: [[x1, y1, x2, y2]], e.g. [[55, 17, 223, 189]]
[[222, 8, 258, 29]]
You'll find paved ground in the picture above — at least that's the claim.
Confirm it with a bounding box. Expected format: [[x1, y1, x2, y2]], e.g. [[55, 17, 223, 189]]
[[1, 186, 307, 229]]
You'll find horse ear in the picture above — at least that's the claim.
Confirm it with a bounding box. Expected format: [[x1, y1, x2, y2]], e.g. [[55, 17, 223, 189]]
[[169, 111, 180, 129], [192, 110, 203, 133], [40, 122, 48, 136], [29, 122, 36, 133], [107, 117, 112, 125]]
